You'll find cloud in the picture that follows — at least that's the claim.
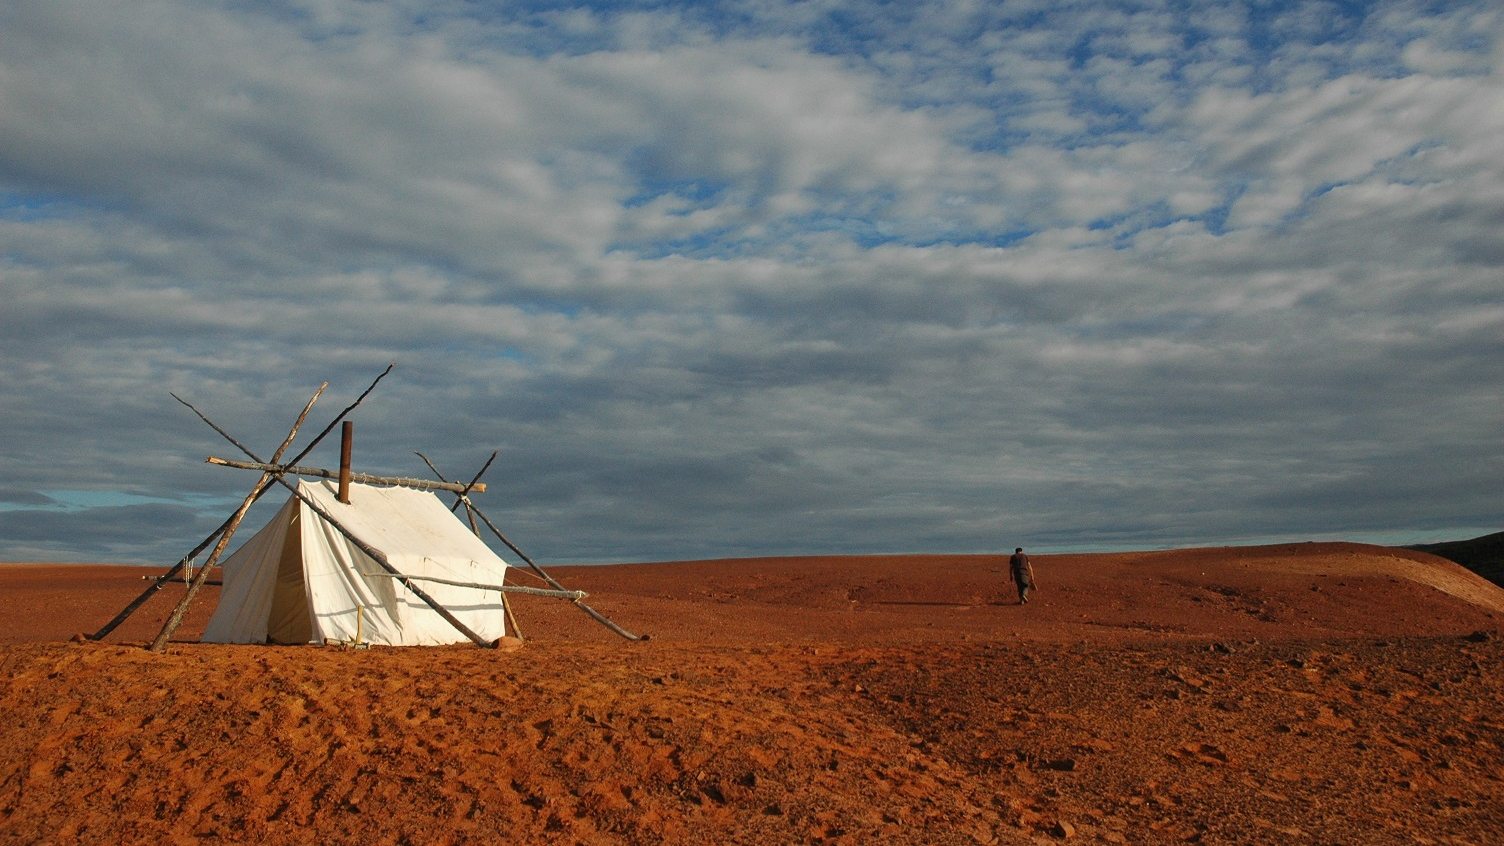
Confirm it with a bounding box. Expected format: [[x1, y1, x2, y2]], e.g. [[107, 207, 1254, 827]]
[[0, 502, 219, 561], [1, 0, 1501, 565], [0, 490, 60, 507]]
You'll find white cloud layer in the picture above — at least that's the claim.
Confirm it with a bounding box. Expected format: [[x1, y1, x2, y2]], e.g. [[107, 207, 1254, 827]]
[[1, 0, 1500, 563]]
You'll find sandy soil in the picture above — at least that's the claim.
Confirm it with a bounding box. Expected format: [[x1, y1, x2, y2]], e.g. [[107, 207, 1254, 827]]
[[2, 543, 1502, 844]]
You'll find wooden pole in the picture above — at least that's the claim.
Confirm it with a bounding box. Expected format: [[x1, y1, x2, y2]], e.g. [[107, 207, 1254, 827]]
[[294, 365, 393, 469], [338, 421, 354, 504], [419, 452, 642, 643], [91, 365, 394, 641], [93, 523, 227, 641], [147, 383, 328, 652], [364, 572, 585, 598], [205, 457, 485, 494], [499, 577, 524, 640], [462, 497, 647, 642]]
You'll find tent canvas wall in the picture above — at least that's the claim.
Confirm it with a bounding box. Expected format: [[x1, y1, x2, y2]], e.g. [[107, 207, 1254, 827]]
[[204, 479, 511, 645]]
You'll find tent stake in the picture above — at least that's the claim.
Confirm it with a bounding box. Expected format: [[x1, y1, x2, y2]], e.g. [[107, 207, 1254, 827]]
[[147, 383, 328, 652], [92, 364, 394, 641]]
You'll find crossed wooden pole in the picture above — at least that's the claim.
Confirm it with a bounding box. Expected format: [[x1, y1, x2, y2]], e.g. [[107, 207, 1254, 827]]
[[93, 364, 394, 645]]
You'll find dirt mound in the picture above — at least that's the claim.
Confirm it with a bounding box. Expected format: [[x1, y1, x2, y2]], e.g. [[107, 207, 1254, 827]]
[[1411, 530, 1504, 587], [1, 543, 1501, 844]]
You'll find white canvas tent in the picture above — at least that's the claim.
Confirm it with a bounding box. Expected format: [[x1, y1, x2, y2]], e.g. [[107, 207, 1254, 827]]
[[204, 479, 512, 645], [93, 372, 642, 649]]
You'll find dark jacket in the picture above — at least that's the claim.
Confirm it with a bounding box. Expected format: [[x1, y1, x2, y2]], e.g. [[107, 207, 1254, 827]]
[[1010, 552, 1032, 584]]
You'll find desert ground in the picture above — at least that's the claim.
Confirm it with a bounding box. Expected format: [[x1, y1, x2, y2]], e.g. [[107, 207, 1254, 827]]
[[2, 543, 1502, 845]]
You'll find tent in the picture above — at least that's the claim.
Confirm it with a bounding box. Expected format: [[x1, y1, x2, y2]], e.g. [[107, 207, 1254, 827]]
[[91, 371, 642, 649], [203, 479, 511, 645]]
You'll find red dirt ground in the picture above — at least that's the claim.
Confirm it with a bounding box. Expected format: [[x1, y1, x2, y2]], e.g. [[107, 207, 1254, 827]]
[[2, 543, 1502, 844]]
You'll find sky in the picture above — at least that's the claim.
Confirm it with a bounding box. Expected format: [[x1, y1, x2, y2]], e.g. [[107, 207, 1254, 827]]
[[1, 0, 1500, 566]]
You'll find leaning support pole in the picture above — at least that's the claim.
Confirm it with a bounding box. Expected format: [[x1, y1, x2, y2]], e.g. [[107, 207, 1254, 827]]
[[180, 397, 492, 647], [497, 563, 524, 640], [419, 452, 640, 641], [463, 498, 648, 642], [147, 383, 329, 652], [92, 364, 394, 641], [366, 572, 586, 599], [92, 521, 229, 641]]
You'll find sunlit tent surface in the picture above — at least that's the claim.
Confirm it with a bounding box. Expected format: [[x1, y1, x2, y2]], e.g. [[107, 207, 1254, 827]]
[[204, 479, 510, 645]]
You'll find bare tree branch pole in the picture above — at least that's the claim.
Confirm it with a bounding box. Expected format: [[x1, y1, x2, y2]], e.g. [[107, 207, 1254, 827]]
[[460, 496, 647, 642], [205, 456, 486, 494], [147, 383, 328, 652], [418, 454, 646, 638], [92, 365, 394, 641], [364, 572, 585, 599], [287, 364, 395, 469], [91, 519, 232, 641]]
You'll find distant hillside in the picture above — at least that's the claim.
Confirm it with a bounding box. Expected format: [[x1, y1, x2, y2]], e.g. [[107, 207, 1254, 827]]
[[1408, 531, 1504, 587]]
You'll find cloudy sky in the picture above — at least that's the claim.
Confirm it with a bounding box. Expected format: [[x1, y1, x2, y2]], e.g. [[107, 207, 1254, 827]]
[[2, 0, 1500, 566]]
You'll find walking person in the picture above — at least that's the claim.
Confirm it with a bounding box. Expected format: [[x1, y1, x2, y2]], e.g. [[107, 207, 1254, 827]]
[[1010, 547, 1036, 605]]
